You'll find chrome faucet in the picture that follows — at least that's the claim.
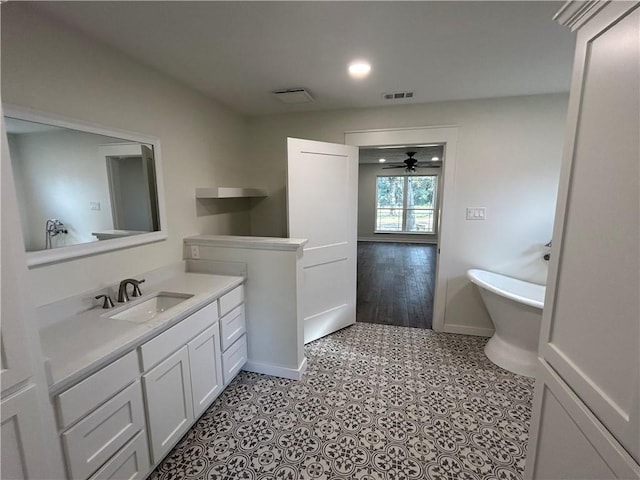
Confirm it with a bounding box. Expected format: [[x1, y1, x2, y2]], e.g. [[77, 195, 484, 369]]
[[117, 278, 145, 303]]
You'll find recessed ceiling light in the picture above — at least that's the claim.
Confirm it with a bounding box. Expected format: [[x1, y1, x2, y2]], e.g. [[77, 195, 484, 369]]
[[379, 158, 386, 163], [348, 60, 371, 79], [432, 156, 440, 161]]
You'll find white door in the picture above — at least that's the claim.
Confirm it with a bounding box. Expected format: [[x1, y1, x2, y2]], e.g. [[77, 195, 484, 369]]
[[287, 137, 358, 344]]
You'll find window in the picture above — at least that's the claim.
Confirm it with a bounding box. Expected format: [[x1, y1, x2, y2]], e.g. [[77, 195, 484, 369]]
[[375, 175, 438, 234]]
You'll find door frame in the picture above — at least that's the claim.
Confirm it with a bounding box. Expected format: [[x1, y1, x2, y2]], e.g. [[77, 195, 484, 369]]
[[345, 126, 458, 333]]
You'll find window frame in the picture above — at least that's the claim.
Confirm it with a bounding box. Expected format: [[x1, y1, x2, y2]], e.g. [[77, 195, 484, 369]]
[[374, 173, 440, 235]]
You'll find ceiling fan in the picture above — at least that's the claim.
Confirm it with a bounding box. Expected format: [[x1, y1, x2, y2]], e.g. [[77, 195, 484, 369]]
[[382, 151, 441, 172]]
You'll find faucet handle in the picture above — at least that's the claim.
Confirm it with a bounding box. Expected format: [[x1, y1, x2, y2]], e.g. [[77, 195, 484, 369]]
[[131, 278, 145, 297], [95, 294, 115, 309]]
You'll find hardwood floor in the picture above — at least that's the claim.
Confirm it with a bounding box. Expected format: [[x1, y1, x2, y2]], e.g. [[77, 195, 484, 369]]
[[356, 241, 437, 329]]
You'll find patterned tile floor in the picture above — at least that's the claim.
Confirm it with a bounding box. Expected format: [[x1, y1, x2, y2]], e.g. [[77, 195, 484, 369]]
[[150, 323, 534, 480]]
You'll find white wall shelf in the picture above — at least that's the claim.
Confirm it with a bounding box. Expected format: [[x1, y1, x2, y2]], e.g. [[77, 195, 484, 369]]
[[195, 187, 267, 199]]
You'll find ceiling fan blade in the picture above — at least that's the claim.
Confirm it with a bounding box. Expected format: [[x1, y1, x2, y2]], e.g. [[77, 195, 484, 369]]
[[381, 165, 407, 169]]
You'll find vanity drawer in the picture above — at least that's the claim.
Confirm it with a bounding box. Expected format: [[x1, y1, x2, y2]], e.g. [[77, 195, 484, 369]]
[[56, 350, 139, 429], [140, 300, 218, 371], [62, 381, 145, 480], [88, 430, 149, 480], [219, 285, 243, 317], [222, 334, 247, 385], [220, 304, 246, 351]]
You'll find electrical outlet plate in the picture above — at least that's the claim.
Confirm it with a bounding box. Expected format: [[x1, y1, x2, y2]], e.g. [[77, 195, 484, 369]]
[[466, 207, 486, 220], [190, 245, 200, 259]]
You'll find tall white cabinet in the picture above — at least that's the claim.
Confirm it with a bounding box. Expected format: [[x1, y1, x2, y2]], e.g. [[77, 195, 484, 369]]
[[525, 2, 640, 478], [1, 114, 61, 477]]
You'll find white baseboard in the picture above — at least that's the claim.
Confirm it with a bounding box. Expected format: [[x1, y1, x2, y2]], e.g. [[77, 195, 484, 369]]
[[357, 236, 437, 245], [443, 324, 494, 338], [243, 357, 307, 380]]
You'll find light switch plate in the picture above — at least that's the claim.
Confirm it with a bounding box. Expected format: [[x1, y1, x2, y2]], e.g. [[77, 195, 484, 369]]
[[466, 207, 486, 220]]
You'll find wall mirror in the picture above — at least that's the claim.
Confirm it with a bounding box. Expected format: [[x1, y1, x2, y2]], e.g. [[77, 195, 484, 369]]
[[3, 105, 168, 267]]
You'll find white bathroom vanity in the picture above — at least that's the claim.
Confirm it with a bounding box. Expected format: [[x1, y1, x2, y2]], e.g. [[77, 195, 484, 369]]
[[37, 263, 248, 479]]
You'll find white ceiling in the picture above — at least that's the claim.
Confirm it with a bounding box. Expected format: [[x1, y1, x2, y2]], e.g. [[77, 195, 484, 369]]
[[360, 145, 444, 165], [35, 1, 576, 117]]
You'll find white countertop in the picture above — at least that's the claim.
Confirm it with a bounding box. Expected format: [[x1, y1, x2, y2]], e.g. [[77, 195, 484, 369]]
[[40, 272, 244, 395]]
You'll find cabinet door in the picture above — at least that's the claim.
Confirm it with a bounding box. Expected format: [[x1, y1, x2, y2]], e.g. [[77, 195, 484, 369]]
[[1, 385, 50, 479], [140, 300, 218, 372], [527, 2, 640, 478], [220, 304, 246, 351], [222, 334, 248, 385], [142, 346, 193, 463], [543, 1, 639, 461], [188, 324, 223, 418], [89, 431, 149, 480], [62, 381, 145, 480]]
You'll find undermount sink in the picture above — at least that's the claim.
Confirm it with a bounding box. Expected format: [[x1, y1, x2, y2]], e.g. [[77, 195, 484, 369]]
[[109, 292, 194, 323]]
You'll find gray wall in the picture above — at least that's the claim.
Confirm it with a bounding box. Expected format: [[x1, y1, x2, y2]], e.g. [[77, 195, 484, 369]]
[[2, 3, 569, 335], [2, 3, 254, 306], [247, 94, 568, 333], [8, 130, 121, 250]]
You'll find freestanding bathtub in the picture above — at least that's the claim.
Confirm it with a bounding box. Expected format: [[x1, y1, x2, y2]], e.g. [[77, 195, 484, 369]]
[[467, 269, 545, 377]]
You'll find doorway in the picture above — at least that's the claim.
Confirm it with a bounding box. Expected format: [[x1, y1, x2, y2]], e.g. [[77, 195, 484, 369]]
[[103, 143, 159, 232], [356, 145, 443, 329], [345, 126, 459, 333]]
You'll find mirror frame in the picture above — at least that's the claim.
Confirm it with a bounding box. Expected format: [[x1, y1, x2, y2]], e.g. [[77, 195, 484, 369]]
[[3, 104, 168, 267]]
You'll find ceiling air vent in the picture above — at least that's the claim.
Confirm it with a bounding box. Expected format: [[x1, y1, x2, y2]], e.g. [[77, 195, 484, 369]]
[[383, 91, 414, 100], [272, 88, 314, 104]]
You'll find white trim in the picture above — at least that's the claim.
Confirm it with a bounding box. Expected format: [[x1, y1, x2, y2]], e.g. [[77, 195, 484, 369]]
[[345, 126, 458, 333], [443, 324, 494, 338], [357, 236, 437, 244], [345, 125, 458, 136], [3, 104, 169, 268], [554, 0, 607, 31], [242, 357, 308, 381]]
